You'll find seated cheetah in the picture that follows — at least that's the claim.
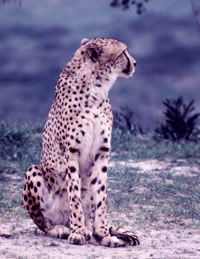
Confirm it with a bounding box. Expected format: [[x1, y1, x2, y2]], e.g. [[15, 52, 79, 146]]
[[23, 38, 139, 247]]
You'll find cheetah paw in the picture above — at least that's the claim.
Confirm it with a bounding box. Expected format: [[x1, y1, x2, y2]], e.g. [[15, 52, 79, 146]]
[[46, 225, 70, 239], [109, 226, 140, 246], [68, 228, 91, 245], [93, 233, 125, 247]]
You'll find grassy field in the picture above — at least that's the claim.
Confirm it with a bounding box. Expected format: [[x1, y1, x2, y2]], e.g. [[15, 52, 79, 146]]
[[0, 121, 199, 226], [0, 121, 200, 258]]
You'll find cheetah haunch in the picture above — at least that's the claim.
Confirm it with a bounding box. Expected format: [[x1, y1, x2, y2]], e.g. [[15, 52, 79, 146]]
[[23, 38, 139, 247]]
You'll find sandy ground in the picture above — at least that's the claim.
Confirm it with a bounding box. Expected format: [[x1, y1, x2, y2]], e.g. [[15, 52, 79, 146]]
[[0, 159, 200, 259], [0, 219, 200, 259]]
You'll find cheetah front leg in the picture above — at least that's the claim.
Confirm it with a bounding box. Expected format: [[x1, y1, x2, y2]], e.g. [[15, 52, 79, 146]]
[[90, 149, 139, 247], [65, 153, 91, 245], [89, 148, 123, 247]]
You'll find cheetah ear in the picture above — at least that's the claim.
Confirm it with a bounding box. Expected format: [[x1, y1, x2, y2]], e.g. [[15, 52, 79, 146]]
[[86, 44, 101, 63], [81, 38, 89, 45]]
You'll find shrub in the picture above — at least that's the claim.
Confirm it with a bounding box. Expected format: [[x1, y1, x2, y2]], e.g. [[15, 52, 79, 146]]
[[155, 97, 200, 141], [113, 106, 143, 135]]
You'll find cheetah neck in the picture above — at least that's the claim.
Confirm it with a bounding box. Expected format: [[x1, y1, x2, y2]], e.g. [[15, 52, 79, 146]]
[[90, 71, 117, 103], [59, 58, 117, 106]]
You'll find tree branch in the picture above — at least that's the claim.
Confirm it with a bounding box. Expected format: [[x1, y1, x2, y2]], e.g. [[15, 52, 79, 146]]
[[191, 0, 200, 31]]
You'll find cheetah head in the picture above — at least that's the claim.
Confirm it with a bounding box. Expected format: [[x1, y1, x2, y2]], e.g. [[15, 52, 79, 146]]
[[79, 38, 136, 79]]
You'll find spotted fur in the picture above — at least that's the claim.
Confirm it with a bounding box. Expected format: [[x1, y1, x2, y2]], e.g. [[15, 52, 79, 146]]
[[23, 38, 139, 247]]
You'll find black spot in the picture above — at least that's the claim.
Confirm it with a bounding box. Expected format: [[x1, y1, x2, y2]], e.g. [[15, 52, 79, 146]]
[[31, 205, 37, 211], [91, 178, 97, 185], [26, 205, 29, 211], [28, 167, 33, 172], [76, 138, 81, 144], [50, 177, 55, 183], [30, 181, 33, 189], [100, 147, 109, 152], [102, 166, 107, 172], [24, 195, 27, 201], [97, 201, 102, 209], [70, 166, 76, 173], [73, 213, 77, 218], [95, 153, 100, 161], [69, 186, 72, 192], [74, 185, 79, 191], [69, 147, 79, 153], [33, 172, 37, 177], [28, 199, 32, 205], [34, 187, 38, 193], [101, 130, 105, 135], [103, 138, 108, 143], [37, 181, 41, 187], [101, 185, 105, 191], [81, 130, 85, 136]]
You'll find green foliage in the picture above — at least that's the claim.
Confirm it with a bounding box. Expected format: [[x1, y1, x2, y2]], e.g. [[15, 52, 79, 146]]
[[0, 121, 43, 216], [113, 106, 143, 136], [155, 97, 200, 141], [0, 121, 42, 171]]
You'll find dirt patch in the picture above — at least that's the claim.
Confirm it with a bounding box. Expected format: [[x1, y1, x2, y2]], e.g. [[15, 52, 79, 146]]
[[0, 218, 200, 259], [110, 159, 200, 176]]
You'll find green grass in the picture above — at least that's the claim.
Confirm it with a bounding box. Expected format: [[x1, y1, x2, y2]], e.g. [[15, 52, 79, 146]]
[[0, 121, 200, 227], [111, 128, 200, 161], [0, 121, 43, 217], [107, 165, 200, 228]]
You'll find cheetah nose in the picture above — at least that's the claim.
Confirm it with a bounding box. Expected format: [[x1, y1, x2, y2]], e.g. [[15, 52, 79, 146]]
[[134, 62, 137, 67]]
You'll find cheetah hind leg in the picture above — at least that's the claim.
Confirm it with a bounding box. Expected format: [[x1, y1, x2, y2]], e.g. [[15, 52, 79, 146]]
[[109, 226, 140, 246], [22, 165, 70, 239]]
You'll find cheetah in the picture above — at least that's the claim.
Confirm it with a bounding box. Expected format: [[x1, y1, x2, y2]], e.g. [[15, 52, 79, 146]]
[[23, 38, 139, 247]]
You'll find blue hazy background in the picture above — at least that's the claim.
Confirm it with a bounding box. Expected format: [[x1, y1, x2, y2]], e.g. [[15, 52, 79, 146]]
[[0, 0, 200, 128]]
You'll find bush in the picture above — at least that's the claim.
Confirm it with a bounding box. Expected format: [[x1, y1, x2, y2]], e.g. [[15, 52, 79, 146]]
[[113, 106, 143, 135], [155, 97, 200, 141]]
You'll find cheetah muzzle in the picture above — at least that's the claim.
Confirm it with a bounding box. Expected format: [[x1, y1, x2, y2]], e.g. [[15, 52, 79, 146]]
[[23, 38, 139, 247]]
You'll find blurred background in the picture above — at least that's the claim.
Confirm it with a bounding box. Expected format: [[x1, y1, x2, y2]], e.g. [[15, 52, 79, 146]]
[[0, 0, 200, 129]]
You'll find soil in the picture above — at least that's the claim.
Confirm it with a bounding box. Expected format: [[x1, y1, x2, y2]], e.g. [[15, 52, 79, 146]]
[[0, 219, 199, 259]]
